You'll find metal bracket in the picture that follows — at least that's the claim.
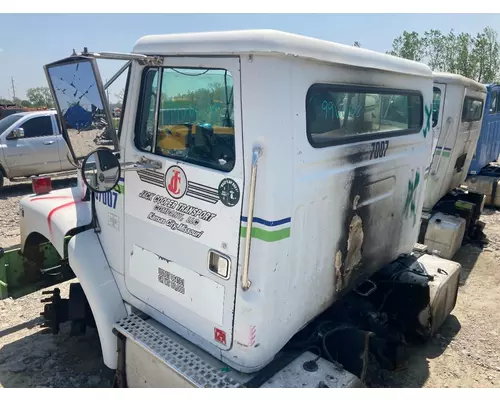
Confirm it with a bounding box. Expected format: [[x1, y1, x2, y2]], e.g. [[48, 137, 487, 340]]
[[112, 330, 128, 388], [354, 280, 377, 297], [138, 56, 165, 67], [121, 156, 162, 171], [77, 47, 164, 66]]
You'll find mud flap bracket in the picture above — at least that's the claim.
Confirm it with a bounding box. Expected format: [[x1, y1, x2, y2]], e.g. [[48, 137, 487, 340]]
[[112, 329, 128, 388]]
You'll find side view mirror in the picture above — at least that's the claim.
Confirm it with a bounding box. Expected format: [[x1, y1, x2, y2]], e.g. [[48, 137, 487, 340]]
[[8, 128, 25, 140], [81, 148, 121, 193]]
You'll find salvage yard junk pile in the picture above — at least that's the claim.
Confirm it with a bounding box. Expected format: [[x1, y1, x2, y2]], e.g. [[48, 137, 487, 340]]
[[1, 29, 499, 389]]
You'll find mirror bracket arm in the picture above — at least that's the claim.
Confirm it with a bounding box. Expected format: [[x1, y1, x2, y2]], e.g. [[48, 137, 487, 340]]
[[90, 193, 101, 233], [76, 48, 164, 66]]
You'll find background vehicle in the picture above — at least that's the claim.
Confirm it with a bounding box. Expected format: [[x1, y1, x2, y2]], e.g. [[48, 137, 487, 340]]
[[417, 72, 487, 260], [463, 84, 500, 208], [0, 110, 74, 188], [0, 103, 49, 120], [13, 30, 462, 388], [467, 84, 500, 176]]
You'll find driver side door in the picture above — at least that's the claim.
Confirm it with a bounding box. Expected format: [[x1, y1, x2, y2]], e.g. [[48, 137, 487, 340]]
[[123, 57, 244, 351]]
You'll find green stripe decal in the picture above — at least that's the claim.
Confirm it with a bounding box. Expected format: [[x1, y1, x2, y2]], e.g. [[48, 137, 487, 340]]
[[434, 150, 450, 158], [240, 226, 291, 242]]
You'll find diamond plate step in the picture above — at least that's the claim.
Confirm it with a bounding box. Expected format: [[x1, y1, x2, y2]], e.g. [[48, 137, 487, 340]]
[[113, 314, 243, 388]]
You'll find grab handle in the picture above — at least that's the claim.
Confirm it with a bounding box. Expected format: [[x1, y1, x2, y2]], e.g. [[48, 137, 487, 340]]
[[241, 147, 263, 291]]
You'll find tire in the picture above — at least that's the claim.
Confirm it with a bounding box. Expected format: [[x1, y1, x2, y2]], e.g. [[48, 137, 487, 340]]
[[0, 169, 4, 189]]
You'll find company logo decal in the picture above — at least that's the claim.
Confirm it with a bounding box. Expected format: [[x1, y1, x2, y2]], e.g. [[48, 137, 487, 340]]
[[165, 166, 187, 199], [218, 178, 240, 207], [136, 166, 240, 207]]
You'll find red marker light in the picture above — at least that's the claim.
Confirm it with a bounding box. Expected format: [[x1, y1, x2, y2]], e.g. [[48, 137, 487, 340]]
[[214, 328, 227, 345], [32, 177, 52, 195]]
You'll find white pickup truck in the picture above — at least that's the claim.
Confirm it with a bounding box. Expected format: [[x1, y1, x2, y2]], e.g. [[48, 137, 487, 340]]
[[0, 110, 74, 188]]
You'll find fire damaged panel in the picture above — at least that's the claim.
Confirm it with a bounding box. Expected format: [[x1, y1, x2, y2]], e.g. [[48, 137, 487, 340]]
[[334, 164, 403, 295]]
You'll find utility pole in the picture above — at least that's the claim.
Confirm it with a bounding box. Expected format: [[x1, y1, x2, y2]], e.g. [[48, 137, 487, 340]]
[[11, 77, 16, 103], [105, 77, 110, 104]]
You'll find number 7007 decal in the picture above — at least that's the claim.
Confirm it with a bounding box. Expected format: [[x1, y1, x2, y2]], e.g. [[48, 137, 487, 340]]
[[94, 191, 118, 209], [369, 140, 390, 160]]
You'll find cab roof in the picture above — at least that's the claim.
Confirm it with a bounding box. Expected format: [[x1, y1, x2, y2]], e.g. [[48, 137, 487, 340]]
[[432, 71, 486, 93], [133, 29, 432, 78]]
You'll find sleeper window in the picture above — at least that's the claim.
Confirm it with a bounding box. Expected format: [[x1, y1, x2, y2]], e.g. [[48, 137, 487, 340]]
[[306, 84, 423, 147], [462, 97, 483, 122]]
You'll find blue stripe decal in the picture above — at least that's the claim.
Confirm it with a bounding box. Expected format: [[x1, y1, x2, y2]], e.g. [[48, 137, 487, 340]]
[[436, 146, 452, 151], [241, 216, 291, 227]]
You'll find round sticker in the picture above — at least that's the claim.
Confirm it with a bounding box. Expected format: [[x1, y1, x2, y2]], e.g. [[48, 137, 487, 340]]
[[218, 178, 240, 207], [165, 165, 187, 199]]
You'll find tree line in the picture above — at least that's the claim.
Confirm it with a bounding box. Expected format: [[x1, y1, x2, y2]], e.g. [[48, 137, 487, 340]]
[[354, 26, 499, 84], [0, 86, 123, 110], [0, 87, 54, 108]]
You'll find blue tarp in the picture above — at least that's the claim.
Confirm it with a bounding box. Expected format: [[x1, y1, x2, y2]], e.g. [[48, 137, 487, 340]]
[[64, 104, 93, 130]]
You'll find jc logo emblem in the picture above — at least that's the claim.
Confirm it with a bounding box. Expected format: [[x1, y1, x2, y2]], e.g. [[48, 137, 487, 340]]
[[165, 166, 187, 199]]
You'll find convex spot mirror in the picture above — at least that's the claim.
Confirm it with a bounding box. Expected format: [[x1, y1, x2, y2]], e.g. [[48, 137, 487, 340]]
[[81, 148, 121, 193]]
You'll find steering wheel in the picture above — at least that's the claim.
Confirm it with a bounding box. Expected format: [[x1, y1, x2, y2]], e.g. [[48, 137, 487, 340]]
[[185, 123, 214, 155]]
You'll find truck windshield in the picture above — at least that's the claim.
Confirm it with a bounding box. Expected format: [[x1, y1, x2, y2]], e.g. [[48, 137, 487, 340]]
[[0, 114, 23, 134]]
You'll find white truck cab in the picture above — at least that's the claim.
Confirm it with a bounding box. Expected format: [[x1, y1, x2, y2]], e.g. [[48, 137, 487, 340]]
[[417, 72, 487, 259], [18, 30, 462, 388]]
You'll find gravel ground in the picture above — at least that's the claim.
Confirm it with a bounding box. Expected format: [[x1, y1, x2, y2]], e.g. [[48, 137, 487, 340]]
[[0, 173, 77, 249], [1, 177, 500, 388]]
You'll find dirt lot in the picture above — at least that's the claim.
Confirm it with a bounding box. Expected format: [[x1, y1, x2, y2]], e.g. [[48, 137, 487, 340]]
[[0, 175, 113, 388], [1, 177, 500, 388]]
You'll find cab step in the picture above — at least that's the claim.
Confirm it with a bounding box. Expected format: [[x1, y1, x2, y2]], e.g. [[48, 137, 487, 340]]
[[112, 314, 243, 388]]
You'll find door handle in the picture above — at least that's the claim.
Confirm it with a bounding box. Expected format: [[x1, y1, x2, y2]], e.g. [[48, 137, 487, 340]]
[[43, 140, 55, 145]]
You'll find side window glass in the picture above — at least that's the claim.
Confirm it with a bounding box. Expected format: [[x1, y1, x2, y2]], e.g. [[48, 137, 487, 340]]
[[135, 67, 235, 172], [19, 116, 54, 138], [432, 87, 441, 127], [496, 92, 500, 113], [490, 91, 497, 114], [135, 68, 159, 152]]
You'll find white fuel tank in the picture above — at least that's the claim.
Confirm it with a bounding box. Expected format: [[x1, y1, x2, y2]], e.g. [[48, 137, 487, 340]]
[[424, 212, 466, 260], [417, 253, 461, 337]]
